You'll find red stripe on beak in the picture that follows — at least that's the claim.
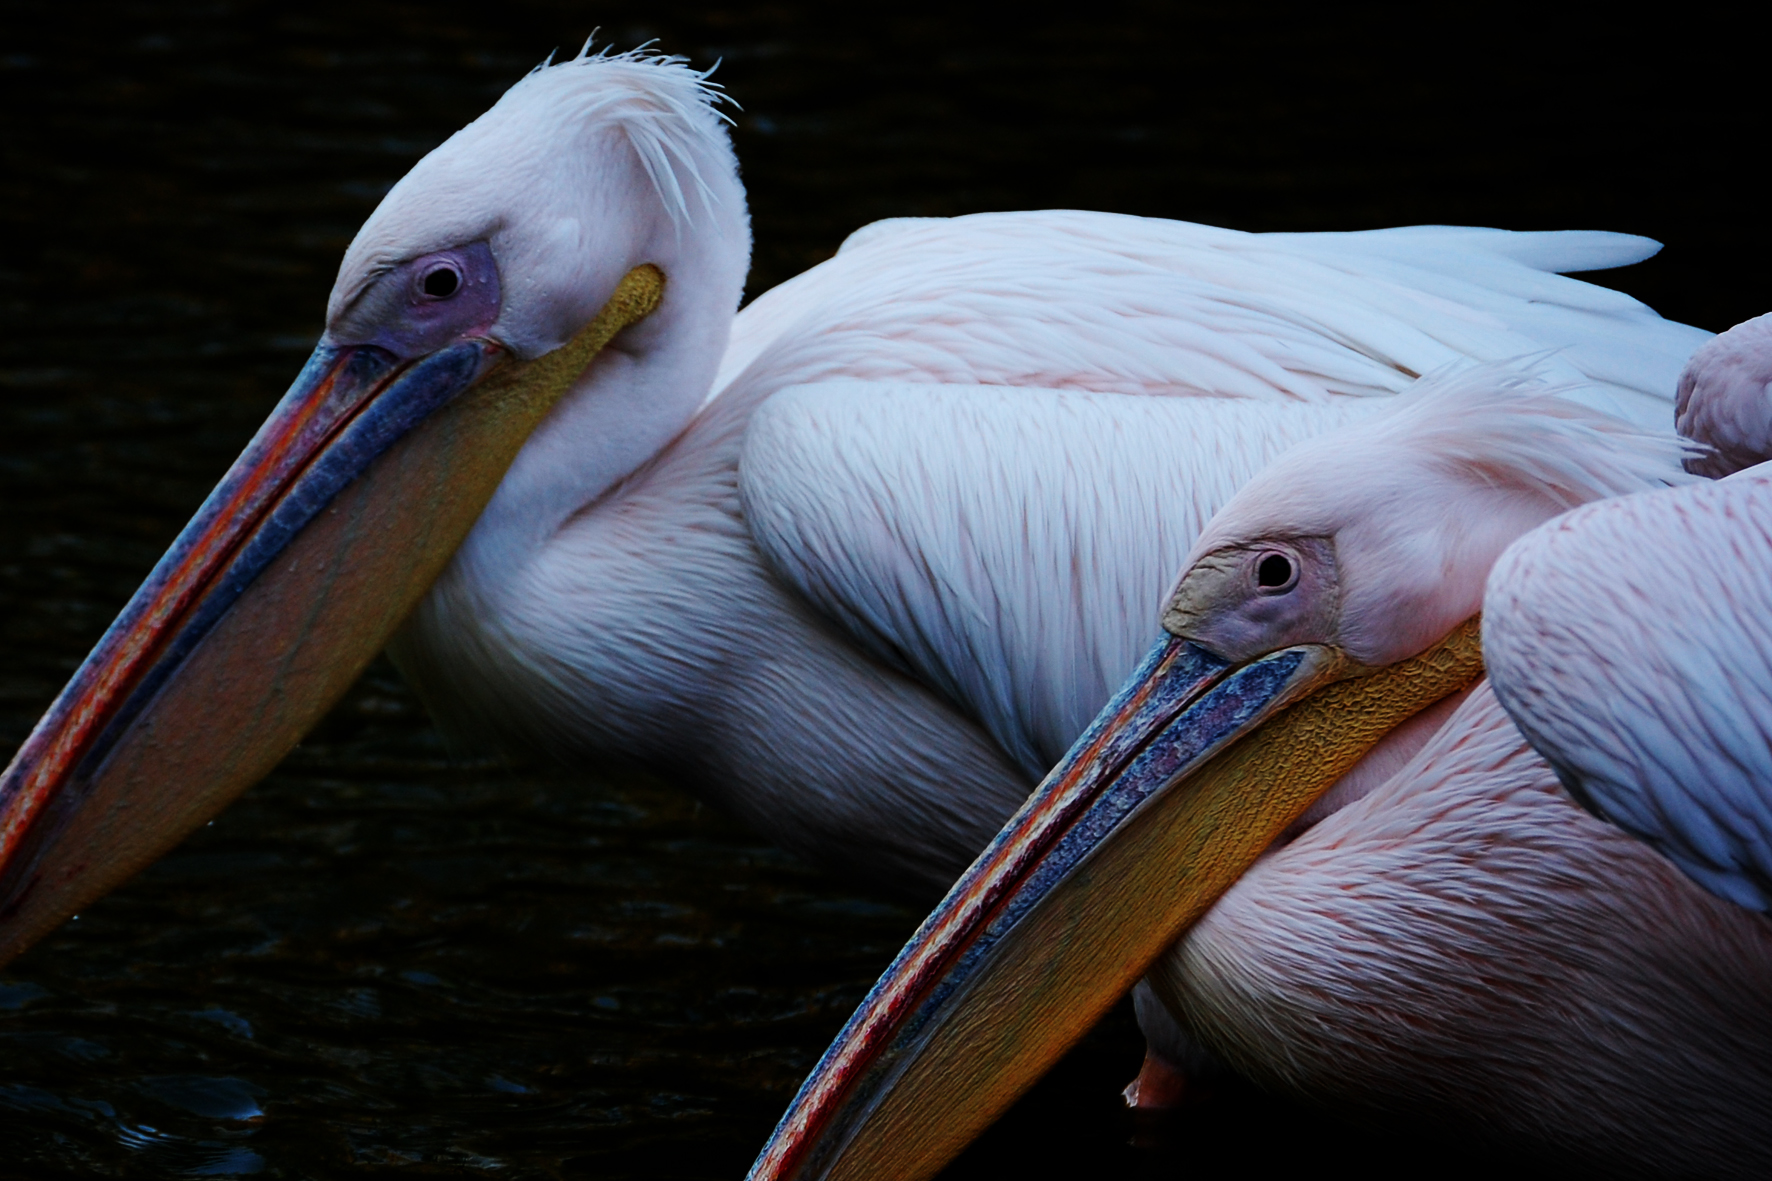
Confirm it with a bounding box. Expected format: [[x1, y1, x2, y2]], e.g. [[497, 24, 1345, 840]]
[[1, 348, 397, 861]]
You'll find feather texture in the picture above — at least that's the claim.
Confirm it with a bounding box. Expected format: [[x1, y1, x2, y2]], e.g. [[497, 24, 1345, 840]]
[[306, 51, 1772, 1170], [713, 212, 1708, 426], [1486, 470, 1772, 909], [741, 382, 1367, 776], [375, 51, 1718, 897], [1675, 312, 1772, 477], [1160, 683, 1772, 1179]]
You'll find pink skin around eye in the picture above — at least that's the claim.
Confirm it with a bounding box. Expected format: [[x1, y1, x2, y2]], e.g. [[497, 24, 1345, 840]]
[[354, 240, 502, 359]]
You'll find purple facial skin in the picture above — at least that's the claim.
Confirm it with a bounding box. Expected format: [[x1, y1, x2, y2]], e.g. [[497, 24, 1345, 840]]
[[328, 240, 502, 360]]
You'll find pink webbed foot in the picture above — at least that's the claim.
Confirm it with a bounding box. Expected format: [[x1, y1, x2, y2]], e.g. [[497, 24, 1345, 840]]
[[1121, 1047, 1202, 1110]]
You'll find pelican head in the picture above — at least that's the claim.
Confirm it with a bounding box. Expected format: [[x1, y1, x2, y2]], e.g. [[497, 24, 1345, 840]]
[[0, 48, 746, 965], [751, 364, 1692, 1181], [1165, 366, 1691, 667], [1673, 311, 1772, 478]]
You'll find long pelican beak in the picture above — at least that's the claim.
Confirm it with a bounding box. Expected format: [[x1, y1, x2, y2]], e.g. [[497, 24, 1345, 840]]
[[749, 614, 1484, 1181], [0, 265, 663, 967]]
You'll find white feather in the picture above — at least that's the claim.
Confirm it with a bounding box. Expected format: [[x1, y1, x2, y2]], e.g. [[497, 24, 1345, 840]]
[[714, 212, 1710, 425], [364, 51, 1716, 894], [315, 50, 1772, 1169], [1160, 683, 1772, 1178], [741, 382, 1368, 775], [1486, 470, 1772, 909]]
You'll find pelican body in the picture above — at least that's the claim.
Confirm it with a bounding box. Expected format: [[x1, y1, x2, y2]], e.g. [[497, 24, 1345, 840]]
[[0, 47, 1738, 1175], [760, 372, 1772, 1181], [1487, 313, 1772, 910]]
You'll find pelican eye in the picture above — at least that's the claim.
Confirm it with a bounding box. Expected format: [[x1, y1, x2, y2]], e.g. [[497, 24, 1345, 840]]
[[421, 265, 462, 299], [1255, 551, 1297, 592]]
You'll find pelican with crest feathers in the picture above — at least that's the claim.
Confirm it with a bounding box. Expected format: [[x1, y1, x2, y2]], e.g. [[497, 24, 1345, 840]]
[[0, 43, 1722, 1134]]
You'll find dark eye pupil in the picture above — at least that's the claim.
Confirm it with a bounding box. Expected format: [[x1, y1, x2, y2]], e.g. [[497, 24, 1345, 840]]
[[422, 267, 460, 298], [1256, 554, 1293, 588]]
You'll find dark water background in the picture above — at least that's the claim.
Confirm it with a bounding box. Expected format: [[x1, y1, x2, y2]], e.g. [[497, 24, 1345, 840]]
[[0, 4, 1763, 1178]]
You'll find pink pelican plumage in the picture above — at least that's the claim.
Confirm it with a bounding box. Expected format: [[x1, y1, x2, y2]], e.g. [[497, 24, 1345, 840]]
[[0, 47, 1728, 1141], [0, 48, 1707, 944], [1486, 313, 1772, 909], [755, 368, 1772, 1181]]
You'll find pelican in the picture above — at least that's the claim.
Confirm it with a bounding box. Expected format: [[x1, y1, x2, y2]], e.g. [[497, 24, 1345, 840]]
[[1486, 312, 1772, 910], [0, 43, 1711, 991], [755, 368, 1772, 1181]]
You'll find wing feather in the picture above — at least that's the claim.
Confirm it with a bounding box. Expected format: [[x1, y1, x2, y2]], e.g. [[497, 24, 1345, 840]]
[[713, 212, 1708, 427], [1486, 474, 1772, 910], [740, 382, 1367, 775]]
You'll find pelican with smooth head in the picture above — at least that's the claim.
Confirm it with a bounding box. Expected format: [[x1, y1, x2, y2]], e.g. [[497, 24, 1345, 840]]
[[754, 367, 1772, 1181]]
